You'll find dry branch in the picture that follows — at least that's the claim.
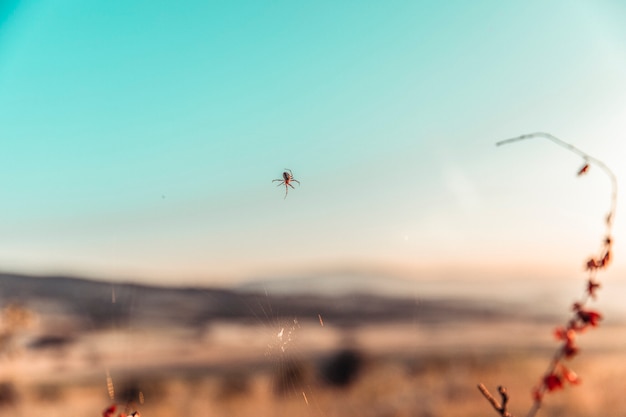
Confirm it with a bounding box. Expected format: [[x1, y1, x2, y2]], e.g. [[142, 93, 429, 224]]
[[478, 384, 514, 417], [479, 132, 617, 417]]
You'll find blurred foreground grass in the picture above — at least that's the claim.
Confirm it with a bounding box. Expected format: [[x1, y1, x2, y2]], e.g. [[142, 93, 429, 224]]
[[2, 319, 626, 417]]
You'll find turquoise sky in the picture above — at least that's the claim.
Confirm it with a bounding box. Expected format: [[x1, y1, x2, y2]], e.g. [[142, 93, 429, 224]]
[[1, 0, 625, 286]]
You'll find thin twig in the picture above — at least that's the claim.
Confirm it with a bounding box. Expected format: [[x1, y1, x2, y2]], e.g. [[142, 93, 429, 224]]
[[477, 384, 515, 417], [479, 132, 618, 417], [496, 132, 617, 224]]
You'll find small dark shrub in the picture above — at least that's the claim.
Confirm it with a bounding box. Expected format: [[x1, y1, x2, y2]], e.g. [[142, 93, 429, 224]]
[[320, 348, 363, 388], [0, 381, 18, 407]]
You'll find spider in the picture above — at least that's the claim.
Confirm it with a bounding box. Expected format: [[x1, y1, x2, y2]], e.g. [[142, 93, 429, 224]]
[[273, 168, 300, 199]]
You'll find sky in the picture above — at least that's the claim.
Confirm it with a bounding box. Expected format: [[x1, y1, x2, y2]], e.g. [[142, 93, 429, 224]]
[[1, 0, 625, 287]]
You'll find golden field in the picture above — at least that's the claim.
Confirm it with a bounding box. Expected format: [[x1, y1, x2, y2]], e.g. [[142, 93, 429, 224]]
[[2, 314, 626, 417]]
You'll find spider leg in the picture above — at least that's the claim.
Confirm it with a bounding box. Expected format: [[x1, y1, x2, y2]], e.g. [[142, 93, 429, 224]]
[[276, 182, 284, 187], [284, 185, 289, 199], [288, 183, 296, 189], [272, 179, 282, 183], [292, 179, 300, 186]]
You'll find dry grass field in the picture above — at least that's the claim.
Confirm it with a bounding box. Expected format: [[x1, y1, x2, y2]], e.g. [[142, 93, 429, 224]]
[[2, 315, 626, 417]]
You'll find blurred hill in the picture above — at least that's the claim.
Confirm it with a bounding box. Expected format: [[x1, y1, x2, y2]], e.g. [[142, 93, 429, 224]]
[[0, 272, 541, 331]]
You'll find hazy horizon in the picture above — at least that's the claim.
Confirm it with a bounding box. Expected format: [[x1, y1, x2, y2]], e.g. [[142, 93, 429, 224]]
[[1, 1, 625, 287]]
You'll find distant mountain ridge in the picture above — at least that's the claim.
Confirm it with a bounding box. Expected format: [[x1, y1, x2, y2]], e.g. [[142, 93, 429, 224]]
[[0, 272, 536, 330]]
